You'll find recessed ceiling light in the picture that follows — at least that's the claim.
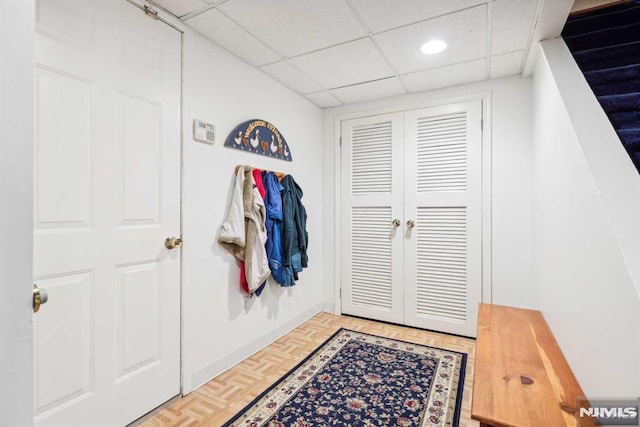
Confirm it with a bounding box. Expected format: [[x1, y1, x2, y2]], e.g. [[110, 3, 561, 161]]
[[420, 39, 447, 55]]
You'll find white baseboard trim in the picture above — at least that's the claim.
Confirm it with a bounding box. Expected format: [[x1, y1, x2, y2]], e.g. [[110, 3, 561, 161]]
[[320, 301, 335, 314], [190, 303, 324, 391]]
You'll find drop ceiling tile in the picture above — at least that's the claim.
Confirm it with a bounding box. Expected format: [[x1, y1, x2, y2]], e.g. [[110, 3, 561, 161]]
[[288, 38, 395, 89], [185, 9, 281, 66], [261, 61, 323, 94], [350, 0, 487, 33], [219, 0, 367, 57], [305, 91, 342, 108], [153, 0, 208, 17], [330, 77, 406, 104], [401, 58, 486, 92], [374, 5, 487, 75], [490, 50, 525, 79], [491, 0, 538, 55]]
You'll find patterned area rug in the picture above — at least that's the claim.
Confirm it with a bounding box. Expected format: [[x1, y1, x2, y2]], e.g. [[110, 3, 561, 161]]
[[223, 328, 467, 427]]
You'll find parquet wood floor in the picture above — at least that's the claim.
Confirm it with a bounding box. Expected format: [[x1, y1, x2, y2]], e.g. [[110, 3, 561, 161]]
[[137, 312, 478, 427]]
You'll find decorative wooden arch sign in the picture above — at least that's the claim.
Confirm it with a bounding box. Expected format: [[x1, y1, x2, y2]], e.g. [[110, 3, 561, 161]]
[[224, 119, 292, 161]]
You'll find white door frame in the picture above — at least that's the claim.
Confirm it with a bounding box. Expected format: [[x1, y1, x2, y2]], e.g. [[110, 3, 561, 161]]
[[127, 0, 188, 396], [332, 92, 494, 317], [0, 1, 35, 424]]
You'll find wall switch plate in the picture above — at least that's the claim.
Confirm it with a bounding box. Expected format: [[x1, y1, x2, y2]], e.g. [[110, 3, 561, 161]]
[[193, 119, 215, 144]]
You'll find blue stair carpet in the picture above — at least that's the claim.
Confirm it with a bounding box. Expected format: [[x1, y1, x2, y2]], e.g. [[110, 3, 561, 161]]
[[563, 0, 640, 172]]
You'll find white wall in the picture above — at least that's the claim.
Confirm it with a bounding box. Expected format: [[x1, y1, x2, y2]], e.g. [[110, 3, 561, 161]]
[[0, 0, 34, 424], [532, 47, 640, 396], [539, 38, 640, 300], [322, 76, 535, 311], [181, 31, 324, 392]]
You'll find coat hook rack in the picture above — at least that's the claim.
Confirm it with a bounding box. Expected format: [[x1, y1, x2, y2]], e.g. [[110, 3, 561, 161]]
[[234, 165, 287, 182]]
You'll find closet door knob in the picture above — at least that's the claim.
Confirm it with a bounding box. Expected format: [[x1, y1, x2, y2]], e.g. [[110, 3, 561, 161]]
[[165, 236, 183, 249], [406, 220, 415, 229], [392, 219, 401, 227]]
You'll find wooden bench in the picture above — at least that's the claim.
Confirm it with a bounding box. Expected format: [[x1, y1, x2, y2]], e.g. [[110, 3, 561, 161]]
[[471, 303, 592, 427]]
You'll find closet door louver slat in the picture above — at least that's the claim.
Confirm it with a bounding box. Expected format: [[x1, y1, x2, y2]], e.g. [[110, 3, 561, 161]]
[[416, 207, 467, 322], [416, 113, 467, 193], [351, 122, 392, 195], [351, 209, 393, 309]]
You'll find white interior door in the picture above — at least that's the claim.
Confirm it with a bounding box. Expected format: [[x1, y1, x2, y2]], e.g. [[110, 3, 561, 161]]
[[341, 113, 405, 324], [403, 101, 483, 337], [340, 101, 483, 337], [33, 0, 181, 425]]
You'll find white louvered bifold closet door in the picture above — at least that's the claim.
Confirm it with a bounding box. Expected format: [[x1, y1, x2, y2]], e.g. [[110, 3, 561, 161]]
[[341, 113, 404, 324], [403, 101, 483, 337]]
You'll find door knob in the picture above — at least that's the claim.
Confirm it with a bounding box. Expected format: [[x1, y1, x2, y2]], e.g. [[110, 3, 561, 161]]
[[406, 220, 415, 229], [33, 284, 49, 313], [165, 236, 183, 249], [392, 219, 401, 227]]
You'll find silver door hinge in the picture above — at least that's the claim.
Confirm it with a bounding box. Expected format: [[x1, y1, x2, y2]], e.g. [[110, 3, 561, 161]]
[[481, 119, 484, 131], [339, 137, 342, 147], [144, 5, 159, 19], [339, 288, 342, 299]]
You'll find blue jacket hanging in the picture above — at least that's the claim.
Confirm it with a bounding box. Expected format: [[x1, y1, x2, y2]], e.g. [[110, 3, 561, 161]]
[[282, 175, 308, 286], [263, 172, 287, 284]]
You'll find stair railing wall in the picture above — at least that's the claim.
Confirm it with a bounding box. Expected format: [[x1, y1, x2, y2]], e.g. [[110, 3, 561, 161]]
[[537, 38, 640, 300]]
